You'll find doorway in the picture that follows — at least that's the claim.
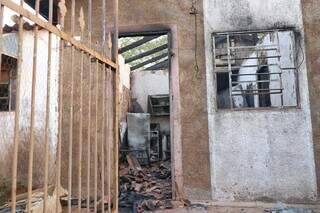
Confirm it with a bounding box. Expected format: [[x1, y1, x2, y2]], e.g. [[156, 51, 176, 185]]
[[117, 30, 176, 212]]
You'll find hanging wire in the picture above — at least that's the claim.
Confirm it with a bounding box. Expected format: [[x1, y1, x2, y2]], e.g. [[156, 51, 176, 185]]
[[190, 0, 200, 79]]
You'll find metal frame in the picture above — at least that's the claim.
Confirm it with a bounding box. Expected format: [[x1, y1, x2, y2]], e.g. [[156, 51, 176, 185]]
[[212, 29, 299, 110], [0, 0, 119, 212]]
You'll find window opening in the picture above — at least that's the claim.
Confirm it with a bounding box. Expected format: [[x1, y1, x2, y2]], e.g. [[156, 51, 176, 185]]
[[213, 30, 298, 109], [0, 54, 17, 111]]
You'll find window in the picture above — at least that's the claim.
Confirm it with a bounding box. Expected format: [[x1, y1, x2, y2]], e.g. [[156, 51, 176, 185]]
[[213, 30, 298, 109], [0, 54, 17, 111]]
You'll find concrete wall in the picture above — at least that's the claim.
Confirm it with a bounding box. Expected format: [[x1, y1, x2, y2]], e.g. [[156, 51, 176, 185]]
[[0, 30, 60, 186], [301, 0, 320, 198], [204, 0, 317, 202], [131, 70, 169, 113], [131, 70, 170, 134]]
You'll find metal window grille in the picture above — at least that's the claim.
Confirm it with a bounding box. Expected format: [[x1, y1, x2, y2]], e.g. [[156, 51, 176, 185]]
[[213, 30, 299, 109]]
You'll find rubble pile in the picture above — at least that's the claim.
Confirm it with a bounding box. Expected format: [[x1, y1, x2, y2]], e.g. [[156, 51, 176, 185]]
[[119, 158, 172, 213]]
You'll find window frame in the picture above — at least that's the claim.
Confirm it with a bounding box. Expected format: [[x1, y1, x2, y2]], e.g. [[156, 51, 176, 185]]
[[0, 54, 17, 112], [211, 29, 301, 111]]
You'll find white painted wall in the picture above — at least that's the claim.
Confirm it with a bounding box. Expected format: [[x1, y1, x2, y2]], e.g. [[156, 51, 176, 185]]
[[131, 70, 169, 112], [119, 55, 130, 92], [204, 0, 317, 202], [0, 30, 60, 165], [131, 70, 170, 134]]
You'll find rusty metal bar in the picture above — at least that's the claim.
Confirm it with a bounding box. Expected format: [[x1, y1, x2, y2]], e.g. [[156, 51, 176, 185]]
[[43, 0, 54, 212], [101, 0, 107, 211], [232, 88, 283, 92], [78, 6, 85, 213], [101, 65, 106, 213], [86, 55, 92, 213], [231, 91, 283, 96], [226, 34, 233, 109], [221, 55, 281, 61], [229, 45, 278, 50], [232, 79, 280, 84], [276, 31, 284, 107], [10, 1, 24, 212], [94, 60, 99, 213], [27, 0, 40, 211], [112, 0, 119, 211], [292, 32, 301, 108], [56, 0, 67, 212], [216, 64, 279, 71], [231, 72, 282, 76], [67, 0, 76, 212], [107, 68, 111, 213], [87, 0, 93, 212], [1, 0, 117, 69]]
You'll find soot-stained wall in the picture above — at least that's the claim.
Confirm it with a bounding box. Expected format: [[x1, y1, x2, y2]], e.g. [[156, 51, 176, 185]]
[[204, 0, 317, 202]]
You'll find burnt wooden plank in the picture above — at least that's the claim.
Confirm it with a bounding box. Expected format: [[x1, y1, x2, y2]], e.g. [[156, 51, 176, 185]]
[[119, 35, 159, 54], [131, 53, 168, 71], [125, 44, 168, 63]]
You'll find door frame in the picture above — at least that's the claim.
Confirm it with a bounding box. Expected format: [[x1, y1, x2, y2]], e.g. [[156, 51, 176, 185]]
[[118, 23, 184, 200]]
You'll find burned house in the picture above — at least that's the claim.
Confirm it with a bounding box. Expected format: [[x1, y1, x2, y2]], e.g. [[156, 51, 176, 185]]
[[0, 0, 320, 212]]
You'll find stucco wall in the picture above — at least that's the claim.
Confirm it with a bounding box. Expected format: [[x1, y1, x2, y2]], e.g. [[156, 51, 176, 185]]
[[301, 0, 320, 198], [84, 0, 211, 199], [67, 0, 211, 200], [0, 30, 60, 185], [115, 1, 211, 200], [204, 0, 317, 202]]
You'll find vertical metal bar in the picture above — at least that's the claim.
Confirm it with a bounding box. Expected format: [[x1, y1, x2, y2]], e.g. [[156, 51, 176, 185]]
[[106, 68, 111, 213], [276, 31, 284, 107], [87, 0, 92, 212], [43, 0, 53, 212], [27, 0, 40, 212], [97, 0, 107, 209], [101, 65, 106, 213], [226, 34, 233, 109], [86, 55, 92, 213], [93, 60, 99, 213], [292, 31, 300, 108], [68, 0, 76, 212], [78, 7, 86, 213], [8, 69, 12, 111], [112, 0, 119, 211], [11, 1, 24, 212], [56, 0, 66, 212], [0, 4, 4, 84]]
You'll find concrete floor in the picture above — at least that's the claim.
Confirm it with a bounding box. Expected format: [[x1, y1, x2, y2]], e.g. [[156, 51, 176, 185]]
[[151, 203, 320, 213], [153, 206, 265, 213]]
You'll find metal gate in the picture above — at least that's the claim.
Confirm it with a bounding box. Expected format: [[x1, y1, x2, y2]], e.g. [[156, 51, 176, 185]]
[[0, 0, 119, 212]]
